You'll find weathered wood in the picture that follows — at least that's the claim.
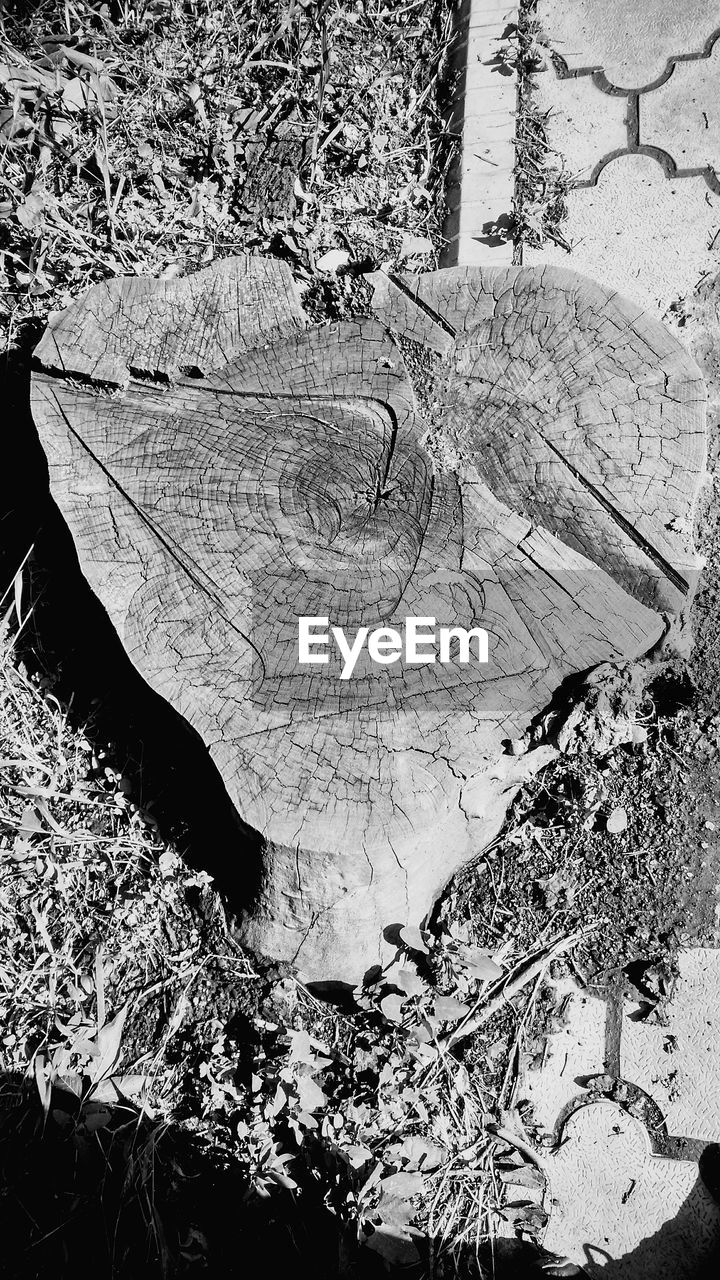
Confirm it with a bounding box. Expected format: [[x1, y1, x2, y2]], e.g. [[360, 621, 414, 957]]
[[30, 257, 706, 982], [241, 122, 308, 221]]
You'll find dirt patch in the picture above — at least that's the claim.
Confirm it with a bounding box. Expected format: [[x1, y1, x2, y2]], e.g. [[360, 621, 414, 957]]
[[441, 688, 719, 981]]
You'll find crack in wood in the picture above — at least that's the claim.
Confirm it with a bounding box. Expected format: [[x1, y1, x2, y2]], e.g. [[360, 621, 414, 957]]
[[29, 257, 706, 980]]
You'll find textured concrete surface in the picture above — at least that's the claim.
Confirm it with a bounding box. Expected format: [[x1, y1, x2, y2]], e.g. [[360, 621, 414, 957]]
[[536, 0, 720, 89], [520, 975, 608, 1136], [542, 1103, 720, 1277], [532, 1, 720, 319], [524, 155, 720, 316], [520, 952, 720, 1275], [515, 957, 717, 1274], [640, 37, 720, 173], [531, 63, 628, 183], [621, 949, 720, 1144], [534, 17, 720, 190]]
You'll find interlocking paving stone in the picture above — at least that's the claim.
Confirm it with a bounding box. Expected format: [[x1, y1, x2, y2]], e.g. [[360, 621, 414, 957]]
[[542, 1103, 720, 1276], [519, 976, 608, 1135], [520, 951, 720, 1275], [536, 0, 720, 89], [621, 949, 720, 1144], [524, 154, 720, 317], [522, 8, 720, 1269], [640, 37, 720, 175], [532, 62, 629, 183]]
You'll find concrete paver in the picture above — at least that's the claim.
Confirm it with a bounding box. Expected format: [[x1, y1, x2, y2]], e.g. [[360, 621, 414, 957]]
[[542, 1102, 720, 1276], [520, 953, 720, 1276], [640, 37, 720, 175], [444, 0, 518, 266], [531, 63, 629, 184], [524, 155, 720, 317], [621, 949, 720, 1144], [536, 0, 720, 89]]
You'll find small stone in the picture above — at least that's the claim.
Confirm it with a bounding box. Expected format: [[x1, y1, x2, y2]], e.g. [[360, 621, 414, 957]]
[[315, 248, 350, 273]]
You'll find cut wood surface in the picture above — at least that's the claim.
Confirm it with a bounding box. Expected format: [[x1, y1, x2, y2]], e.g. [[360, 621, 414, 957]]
[[30, 257, 706, 982]]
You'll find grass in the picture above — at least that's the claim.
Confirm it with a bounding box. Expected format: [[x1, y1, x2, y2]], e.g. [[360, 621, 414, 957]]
[[0, 0, 458, 347], [0, 613, 216, 1274], [513, 0, 572, 254], [4, 561, 626, 1278], [0, 579, 591, 1277]]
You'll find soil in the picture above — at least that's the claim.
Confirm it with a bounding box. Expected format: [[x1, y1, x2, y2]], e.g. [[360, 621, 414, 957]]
[[443, 690, 720, 981]]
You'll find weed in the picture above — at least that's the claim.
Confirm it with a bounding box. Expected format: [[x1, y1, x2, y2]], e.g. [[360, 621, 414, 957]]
[[513, 0, 572, 255]]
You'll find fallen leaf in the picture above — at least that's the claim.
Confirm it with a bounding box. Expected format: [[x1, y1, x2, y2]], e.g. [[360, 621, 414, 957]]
[[11, 837, 32, 860], [378, 1170, 424, 1200], [295, 1074, 328, 1112], [268, 1083, 288, 1116], [399, 233, 432, 260], [62, 76, 91, 113], [606, 806, 628, 834], [453, 1063, 471, 1097], [392, 967, 426, 997], [91, 1074, 147, 1102], [344, 1143, 373, 1168], [33, 1054, 51, 1117], [293, 176, 314, 204], [81, 1103, 113, 1132], [287, 1027, 331, 1067], [89, 1005, 129, 1084], [457, 948, 503, 982], [392, 1134, 445, 1170], [364, 1223, 420, 1265], [499, 1163, 545, 1189], [18, 803, 45, 834]]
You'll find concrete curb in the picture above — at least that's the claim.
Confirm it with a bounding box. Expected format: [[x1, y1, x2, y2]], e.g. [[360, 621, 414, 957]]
[[442, 0, 518, 266]]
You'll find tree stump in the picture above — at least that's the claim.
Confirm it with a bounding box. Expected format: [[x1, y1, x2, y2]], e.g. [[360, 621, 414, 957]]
[[30, 257, 706, 982]]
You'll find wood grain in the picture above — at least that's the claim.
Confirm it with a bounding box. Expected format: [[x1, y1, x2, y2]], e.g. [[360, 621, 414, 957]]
[[30, 258, 706, 981]]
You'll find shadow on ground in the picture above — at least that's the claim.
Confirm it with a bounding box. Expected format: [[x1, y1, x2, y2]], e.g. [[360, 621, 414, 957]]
[[2, 326, 271, 929], [0, 1070, 369, 1280], [3, 1049, 718, 1280], [0, 1070, 561, 1280], [570, 1147, 720, 1280]]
